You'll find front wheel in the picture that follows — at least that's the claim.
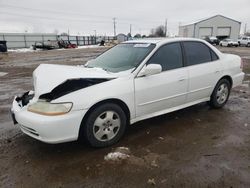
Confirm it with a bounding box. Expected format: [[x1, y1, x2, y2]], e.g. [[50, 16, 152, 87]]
[[208, 79, 231, 108], [80, 103, 127, 147]]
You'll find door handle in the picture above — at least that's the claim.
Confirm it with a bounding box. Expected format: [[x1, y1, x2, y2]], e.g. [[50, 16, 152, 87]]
[[178, 78, 186, 82]]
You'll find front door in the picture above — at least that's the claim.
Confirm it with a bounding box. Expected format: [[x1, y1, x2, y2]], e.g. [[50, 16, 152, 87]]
[[134, 42, 188, 118]]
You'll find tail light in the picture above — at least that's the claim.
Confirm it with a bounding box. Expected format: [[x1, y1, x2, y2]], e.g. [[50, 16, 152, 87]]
[[240, 58, 244, 69]]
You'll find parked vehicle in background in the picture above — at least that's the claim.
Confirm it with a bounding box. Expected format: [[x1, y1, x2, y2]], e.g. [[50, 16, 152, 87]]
[[219, 39, 238, 47], [11, 38, 245, 147], [204, 36, 220, 45], [32, 40, 77, 50], [32, 40, 58, 50], [237, 36, 250, 47], [0, 40, 7, 52]]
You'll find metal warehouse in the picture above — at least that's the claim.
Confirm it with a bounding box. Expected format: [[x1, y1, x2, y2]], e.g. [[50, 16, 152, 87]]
[[179, 15, 241, 40]]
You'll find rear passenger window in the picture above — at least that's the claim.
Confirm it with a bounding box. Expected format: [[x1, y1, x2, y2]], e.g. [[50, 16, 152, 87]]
[[147, 42, 183, 71], [183, 42, 212, 66]]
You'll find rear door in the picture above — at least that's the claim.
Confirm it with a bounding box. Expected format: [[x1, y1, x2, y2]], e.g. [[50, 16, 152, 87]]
[[134, 42, 188, 118], [182, 41, 222, 103]]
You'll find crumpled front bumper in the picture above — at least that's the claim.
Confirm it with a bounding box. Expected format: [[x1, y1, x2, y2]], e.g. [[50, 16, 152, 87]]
[[11, 91, 87, 144]]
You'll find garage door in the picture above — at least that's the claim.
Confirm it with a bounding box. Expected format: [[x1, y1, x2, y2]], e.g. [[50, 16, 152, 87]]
[[198, 28, 212, 38], [217, 27, 231, 36]]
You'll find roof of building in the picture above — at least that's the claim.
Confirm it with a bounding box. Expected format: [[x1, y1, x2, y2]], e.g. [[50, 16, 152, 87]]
[[180, 15, 241, 27]]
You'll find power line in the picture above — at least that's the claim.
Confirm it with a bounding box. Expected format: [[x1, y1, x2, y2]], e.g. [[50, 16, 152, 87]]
[[0, 11, 112, 24], [0, 3, 164, 25], [0, 3, 111, 19]]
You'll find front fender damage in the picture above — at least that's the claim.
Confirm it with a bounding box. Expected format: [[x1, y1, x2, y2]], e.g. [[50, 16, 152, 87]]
[[39, 78, 113, 101]]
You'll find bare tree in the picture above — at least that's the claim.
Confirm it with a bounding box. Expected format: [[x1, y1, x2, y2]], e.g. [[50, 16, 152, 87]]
[[149, 25, 165, 37], [134, 33, 141, 38]]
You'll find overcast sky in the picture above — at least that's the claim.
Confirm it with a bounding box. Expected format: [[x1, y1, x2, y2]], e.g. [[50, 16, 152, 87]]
[[0, 0, 249, 36]]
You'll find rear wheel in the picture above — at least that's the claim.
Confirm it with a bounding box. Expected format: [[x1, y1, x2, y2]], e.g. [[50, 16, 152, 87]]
[[209, 79, 231, 108], [80, 103, 127, 147]]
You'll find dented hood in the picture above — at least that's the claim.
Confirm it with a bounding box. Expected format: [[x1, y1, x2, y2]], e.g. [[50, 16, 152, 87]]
[[33, 64, 118, 97]]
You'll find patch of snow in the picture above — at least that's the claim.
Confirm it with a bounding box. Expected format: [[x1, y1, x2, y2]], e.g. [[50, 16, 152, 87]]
[[104, 151, 130, 161], [0, 72, 8, 77], [8, 48, 37, 53], [116, 146, 130, 151], [242, 56, 250, 60], [77, 45, 103, 49], [7, 45, 102, 53]]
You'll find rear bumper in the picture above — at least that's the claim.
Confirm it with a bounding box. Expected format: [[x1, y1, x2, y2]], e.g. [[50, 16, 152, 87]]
[[11, 95, 87, 144], [232, 72, 245, 88]]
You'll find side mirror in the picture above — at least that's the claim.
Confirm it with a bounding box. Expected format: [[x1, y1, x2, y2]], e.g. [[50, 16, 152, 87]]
[[138, 64, 162, 77]]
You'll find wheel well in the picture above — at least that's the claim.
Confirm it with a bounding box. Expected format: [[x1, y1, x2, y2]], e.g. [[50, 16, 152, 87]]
[[78, 99, 131, 139], [219, 75, 233, 88]]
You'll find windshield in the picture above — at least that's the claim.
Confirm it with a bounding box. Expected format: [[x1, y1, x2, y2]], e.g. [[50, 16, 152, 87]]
[[87, 43, 155, 73]]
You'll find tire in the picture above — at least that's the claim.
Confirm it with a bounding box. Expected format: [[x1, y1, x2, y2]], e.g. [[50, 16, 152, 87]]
[[208, 79, 231, 109], [80, 103, 127, 147], [0, 45, 7, 52]]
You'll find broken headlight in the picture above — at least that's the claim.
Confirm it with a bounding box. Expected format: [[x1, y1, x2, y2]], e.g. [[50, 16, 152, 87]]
[[27, 101, 73, 116]]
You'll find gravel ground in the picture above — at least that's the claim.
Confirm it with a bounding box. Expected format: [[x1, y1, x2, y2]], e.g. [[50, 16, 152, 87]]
[[0, 46, 249, 188]]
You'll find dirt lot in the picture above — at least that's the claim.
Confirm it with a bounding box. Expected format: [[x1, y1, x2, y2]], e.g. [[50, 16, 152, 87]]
[[0, 46, 250, 188]]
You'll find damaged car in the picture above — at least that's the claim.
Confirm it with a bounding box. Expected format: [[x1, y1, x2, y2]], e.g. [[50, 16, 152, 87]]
[[11, 38, 245, 147]]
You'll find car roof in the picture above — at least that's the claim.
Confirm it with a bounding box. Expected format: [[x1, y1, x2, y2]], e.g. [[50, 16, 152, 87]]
[[123, 37, 207, 45]]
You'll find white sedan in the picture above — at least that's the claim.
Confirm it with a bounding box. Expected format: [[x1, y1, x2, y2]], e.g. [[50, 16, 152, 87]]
[[11, 38, 245, 147], [219, 39, 239, 47]]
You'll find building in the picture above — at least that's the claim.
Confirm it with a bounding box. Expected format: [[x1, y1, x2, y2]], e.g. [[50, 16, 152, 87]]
[[116, 33, 128, 43], [179, 15, 241, 40]]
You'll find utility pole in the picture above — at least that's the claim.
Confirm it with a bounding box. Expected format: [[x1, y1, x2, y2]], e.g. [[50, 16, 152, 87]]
[[113, 18, 116, 37], [67, 28, 70, 42], [130, 24, 132, 36], [94, 30, 97, 44], [244, 23, 247, 35], [165, 19, 168, 37]]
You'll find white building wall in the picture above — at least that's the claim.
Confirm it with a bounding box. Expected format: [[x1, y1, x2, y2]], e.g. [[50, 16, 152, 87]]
[[194, 15, 241, 40], [179, 24, 194, 37]]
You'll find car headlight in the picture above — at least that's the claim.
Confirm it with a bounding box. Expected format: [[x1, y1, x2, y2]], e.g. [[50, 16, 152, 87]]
[[28, 101, 73, 116]]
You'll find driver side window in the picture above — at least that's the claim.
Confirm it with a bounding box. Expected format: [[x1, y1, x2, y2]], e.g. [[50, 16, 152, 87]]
[[147, 42, 183, 71]]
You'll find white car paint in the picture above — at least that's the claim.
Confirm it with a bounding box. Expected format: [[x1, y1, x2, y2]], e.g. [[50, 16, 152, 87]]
[[219, 39, 238, 47], [237, 36, 250, 47], [11, 38, 245, 144]]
